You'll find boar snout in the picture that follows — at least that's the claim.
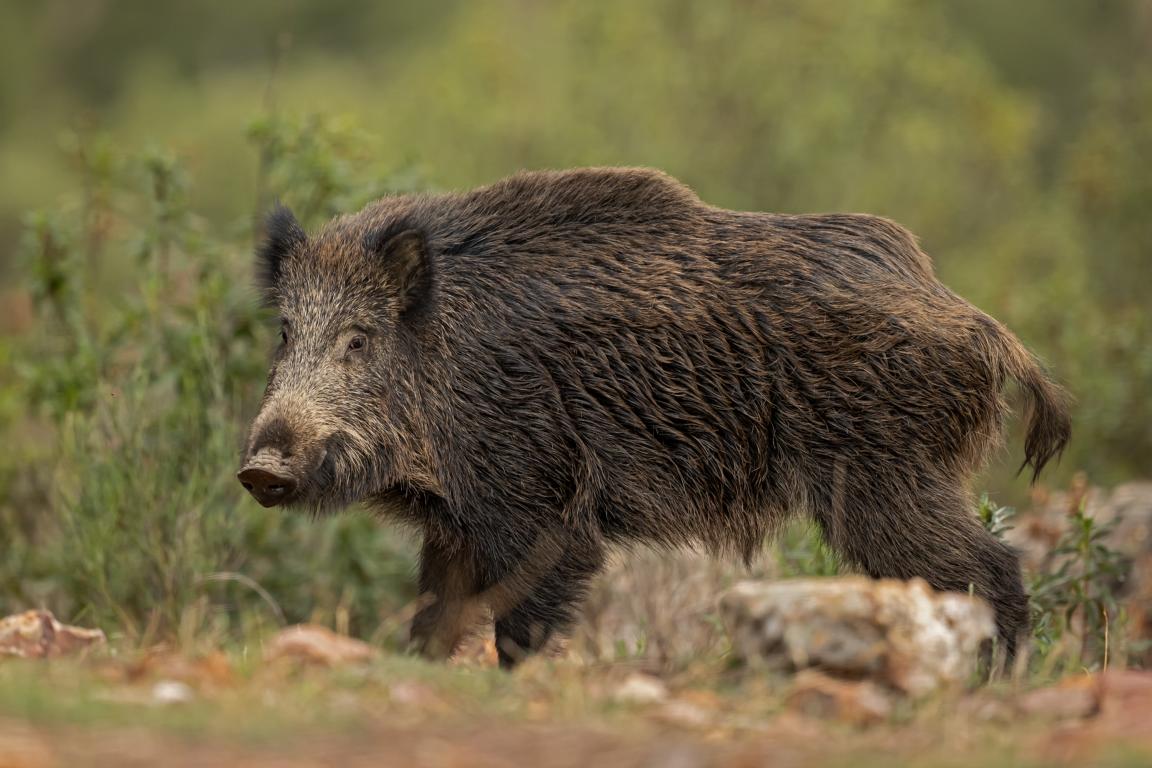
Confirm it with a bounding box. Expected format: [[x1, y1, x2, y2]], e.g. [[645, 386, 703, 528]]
[[237, 451, 298, 507], [238, 415, 335, 508]]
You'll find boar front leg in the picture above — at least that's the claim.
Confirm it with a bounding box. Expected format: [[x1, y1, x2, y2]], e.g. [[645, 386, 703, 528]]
[[489, 531, 605, 669], [409, 531, 485, 660]]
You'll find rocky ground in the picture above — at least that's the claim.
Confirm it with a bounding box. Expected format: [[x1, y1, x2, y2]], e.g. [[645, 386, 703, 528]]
[[3, 481, 1151, 767], [3, 573, 1152, 768]]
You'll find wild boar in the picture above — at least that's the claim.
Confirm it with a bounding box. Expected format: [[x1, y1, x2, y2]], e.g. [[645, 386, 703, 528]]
[[238, 167, 1070, 667]]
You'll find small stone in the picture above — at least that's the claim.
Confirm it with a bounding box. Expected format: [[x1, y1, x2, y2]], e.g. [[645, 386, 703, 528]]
[[785, 669, 893, 726], [265, 624, 378, 667], [614, 673, 669, 705], [1017, 674, 1100, 721], [655, 699, 712, 728], [389, 680, 438, 707], [151, 679, 195, 705], [0, 610, 105, 659]]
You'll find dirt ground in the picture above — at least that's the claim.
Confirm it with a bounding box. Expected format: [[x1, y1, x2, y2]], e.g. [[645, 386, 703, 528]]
[[3, 703, 1152, 768], [2, 644, 1152, 768]]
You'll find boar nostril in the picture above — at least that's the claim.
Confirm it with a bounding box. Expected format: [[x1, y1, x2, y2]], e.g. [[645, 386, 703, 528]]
[[237, 466, 298, 508]]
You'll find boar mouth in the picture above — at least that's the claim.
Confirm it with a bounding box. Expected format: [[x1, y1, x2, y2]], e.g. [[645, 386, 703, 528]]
[[286, 432, 359, 515], [239, 429, 405, 516], [237, 451, 302, 508]]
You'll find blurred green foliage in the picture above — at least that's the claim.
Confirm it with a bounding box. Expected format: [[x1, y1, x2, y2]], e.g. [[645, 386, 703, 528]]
[[0, 1, 1149, 639], [1, 0, 1148, 486], [0, 117, 417, 642]]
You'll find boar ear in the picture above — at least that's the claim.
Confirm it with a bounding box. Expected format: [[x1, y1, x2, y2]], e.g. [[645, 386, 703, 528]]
[[369, 227, 432, 317], [256, 205, 306, 296]]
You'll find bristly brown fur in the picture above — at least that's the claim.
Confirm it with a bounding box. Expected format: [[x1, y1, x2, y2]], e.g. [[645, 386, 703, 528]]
[[241, 166, 1071, 667]]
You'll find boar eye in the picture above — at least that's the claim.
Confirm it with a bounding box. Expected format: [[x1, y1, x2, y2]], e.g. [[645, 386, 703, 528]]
[[280, 327, 289, 345], [347, 335, 367, 353]]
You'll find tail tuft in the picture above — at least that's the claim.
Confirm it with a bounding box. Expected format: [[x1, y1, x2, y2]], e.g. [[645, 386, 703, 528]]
[[1016, 363, 1072, 484]]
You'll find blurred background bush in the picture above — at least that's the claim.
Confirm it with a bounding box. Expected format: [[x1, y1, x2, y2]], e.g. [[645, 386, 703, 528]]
[[0, 0, 1148, 646]]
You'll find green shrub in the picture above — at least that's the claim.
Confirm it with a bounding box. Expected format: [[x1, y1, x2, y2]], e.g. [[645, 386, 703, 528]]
[[978, 493, 1127, 672], [0, 116, 421, 644]]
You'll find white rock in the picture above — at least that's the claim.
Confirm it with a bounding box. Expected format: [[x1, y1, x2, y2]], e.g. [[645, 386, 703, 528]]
[[720, 576, 995, 697], [656, 699, 712, 728], [613, 673, 669, 704], [151, 679, 195, 705], [0, 610, 106, 659]]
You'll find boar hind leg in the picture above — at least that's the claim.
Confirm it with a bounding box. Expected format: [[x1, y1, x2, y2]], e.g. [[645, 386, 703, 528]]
[[489, 532, 604, 669], [410, 532, 486, 660], [813, 466, 1030, 659]]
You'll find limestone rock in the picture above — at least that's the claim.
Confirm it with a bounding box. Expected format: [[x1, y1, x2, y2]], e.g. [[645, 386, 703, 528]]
[[613, 673, 669, 705], [720, 577, 994, 697], [0, 610, 106, 659], [151, 679, 196, 705]]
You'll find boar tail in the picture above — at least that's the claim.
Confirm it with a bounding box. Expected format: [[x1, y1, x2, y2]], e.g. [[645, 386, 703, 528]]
[[997, 331, 1072, 484]]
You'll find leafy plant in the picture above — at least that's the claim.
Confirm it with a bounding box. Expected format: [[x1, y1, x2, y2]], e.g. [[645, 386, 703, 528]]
[[1029, 501, 1127, 669], [977, 492, 1016, 541], [0, 116, 420, 644], [980, 491, 1127, 671]]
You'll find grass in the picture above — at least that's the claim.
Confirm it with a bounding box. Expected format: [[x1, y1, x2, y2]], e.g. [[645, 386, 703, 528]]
[[0, 652, 515, 741]]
